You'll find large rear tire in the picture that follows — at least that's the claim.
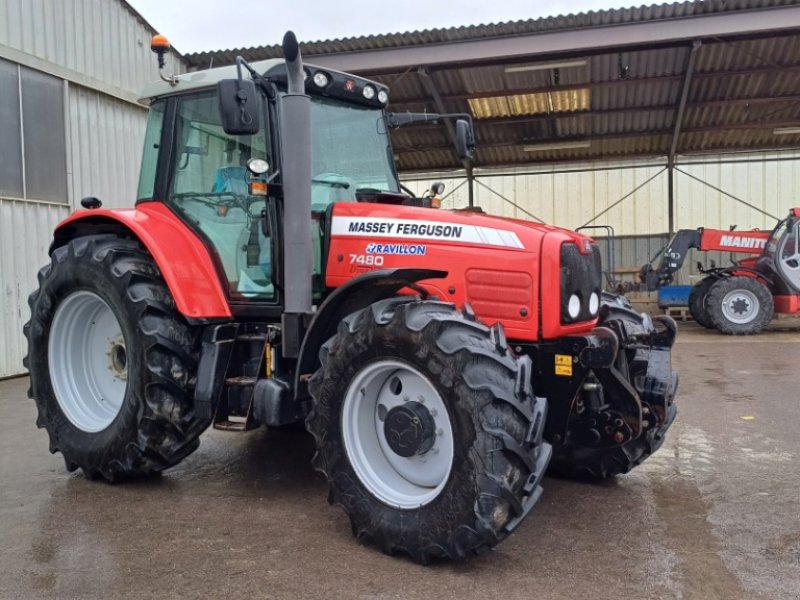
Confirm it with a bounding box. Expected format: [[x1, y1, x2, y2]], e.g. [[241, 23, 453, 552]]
[[688, 277, 715, 328], [307, 297, 550, 563], [705, 275, 774, 335], [23, 235, 211, 481]]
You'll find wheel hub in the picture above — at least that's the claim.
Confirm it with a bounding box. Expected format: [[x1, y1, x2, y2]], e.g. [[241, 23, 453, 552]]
[[730, 297, 750, 315], [108, 337, 128, 379], [341, 360, 454, 509], [383, 402, 436, 458], [721, 289, 759, 324], [48, 291, 128, 433]]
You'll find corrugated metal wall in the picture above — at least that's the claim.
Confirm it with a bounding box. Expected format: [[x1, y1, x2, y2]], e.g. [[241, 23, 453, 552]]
[[0, 0, 184, 99], [403, 152, 800, 236], [67, 85, 147, 208], [402, 151, 800, 287], [0, 199, 69, 377], [0, 0, 168, 377]]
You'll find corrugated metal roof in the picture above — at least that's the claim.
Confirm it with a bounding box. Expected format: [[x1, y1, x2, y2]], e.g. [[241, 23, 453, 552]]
[[185, 0, 800, 172], [185, 0, 799, 65]]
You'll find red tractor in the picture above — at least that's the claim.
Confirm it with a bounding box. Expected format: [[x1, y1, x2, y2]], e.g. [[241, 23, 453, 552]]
[[24, 32, 678, 562], [641, 209, 800, 334]]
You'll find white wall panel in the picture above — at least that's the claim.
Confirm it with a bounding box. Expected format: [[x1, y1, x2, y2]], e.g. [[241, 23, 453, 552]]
[[404, 152, 800, 236], [67, 84, 148, 208], [403, 160, 669, 235], [0, 198, 69, 378], [676, 152, 800, 231]]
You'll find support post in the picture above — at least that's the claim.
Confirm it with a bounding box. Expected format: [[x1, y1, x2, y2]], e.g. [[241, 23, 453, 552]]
[[668, 157, 675, 235], [667, 40, 701, 236]]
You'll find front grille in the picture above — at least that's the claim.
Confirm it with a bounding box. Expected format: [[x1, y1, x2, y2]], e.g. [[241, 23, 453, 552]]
[[560, 243, 602, 323]]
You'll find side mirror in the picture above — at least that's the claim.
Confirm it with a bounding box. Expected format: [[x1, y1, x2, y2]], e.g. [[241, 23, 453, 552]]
[[217, 78, 260, 135], [455, 119, 475, 160]]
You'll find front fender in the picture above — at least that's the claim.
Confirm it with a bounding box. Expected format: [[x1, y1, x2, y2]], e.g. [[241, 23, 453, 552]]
[[54, 203, 231, 320], [294, 268, 447, 399]]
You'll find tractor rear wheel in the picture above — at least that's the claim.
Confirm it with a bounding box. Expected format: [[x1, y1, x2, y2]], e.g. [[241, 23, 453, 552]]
[[307, 297, 550, 563], [688, 277, 715, 328], [705, 275, 774, 335], [23, 234, 211, 481]]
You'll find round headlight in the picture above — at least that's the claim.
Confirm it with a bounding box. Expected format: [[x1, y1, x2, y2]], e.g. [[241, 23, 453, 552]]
[[589, 292, 600, 315], [568, 294, 581, 319], [362, 85, 376, 100], [246, 158, 269, 175], [312, 72, 329, 88], [377, 89, 389, 104]]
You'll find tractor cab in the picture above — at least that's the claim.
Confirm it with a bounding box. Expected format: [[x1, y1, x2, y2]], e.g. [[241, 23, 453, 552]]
[[136, 54, 472, 311], [760, 209, 800, 293], [136, 60, 402, 305]]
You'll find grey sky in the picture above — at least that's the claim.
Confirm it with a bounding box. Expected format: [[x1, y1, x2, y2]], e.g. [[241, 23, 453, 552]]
[[127, 0, 629, 54]]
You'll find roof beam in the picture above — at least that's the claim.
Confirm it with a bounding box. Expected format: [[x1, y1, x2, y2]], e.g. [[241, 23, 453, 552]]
[[670, 40, 702, 159], [389, 65, 800, 107], [304, 7, 800, 73], [394, 93, 800, 129], [393, 120, 800, 153], [416, 67, 469, 169], [395, 142, 800, 173]]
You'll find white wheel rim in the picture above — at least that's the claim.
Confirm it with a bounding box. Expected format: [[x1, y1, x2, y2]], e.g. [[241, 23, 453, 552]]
[[48, 291, 128, 432], [721, 288, 760, 324], [341, 360, 454, 509]]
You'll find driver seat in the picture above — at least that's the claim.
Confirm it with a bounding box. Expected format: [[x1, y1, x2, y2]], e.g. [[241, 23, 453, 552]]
[[213, 166, 250, 197]]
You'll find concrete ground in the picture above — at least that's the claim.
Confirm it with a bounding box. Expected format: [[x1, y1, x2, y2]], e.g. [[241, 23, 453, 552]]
[[1, 321, 799, 600]]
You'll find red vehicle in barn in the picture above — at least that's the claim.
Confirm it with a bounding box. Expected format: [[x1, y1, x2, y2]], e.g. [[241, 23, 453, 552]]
[[641, 208, 800, 334]]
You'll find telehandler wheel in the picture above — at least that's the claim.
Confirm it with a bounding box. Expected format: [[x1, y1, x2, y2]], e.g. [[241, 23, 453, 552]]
[[307, 297, 550, 563], [23, 235, 211, 481], [688, 277, 715, 328], [549, 297, 677, 481], [705, 275, 774, 335]]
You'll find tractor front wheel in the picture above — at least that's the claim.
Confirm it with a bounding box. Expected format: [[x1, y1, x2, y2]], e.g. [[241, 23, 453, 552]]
[[307, 298, 550, 563], [705, 275, 774, 335], [23, 235, 211, 481]]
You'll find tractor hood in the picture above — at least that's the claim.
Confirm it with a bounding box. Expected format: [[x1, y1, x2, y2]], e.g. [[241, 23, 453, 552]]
[[328, 202, 594, 255], [325, 202, 600, 341]]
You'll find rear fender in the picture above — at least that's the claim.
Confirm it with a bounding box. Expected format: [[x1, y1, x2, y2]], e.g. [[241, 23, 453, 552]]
[[294, 268, 447, 399], [53, 204, 231, 320]]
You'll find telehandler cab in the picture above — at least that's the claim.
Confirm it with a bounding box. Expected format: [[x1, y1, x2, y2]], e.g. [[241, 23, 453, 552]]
[[24, 32, 678, 562]]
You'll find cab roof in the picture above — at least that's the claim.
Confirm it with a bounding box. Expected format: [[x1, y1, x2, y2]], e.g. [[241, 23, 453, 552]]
[[139, 59, 284, 105], [138, 58, 388, 107]]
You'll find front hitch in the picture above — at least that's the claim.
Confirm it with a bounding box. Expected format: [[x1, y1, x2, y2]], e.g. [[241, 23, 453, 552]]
[[533, 299, 678, 448]]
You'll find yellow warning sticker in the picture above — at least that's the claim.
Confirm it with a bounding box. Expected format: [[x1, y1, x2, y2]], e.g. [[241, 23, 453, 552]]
[[555, 355, 573, 376]]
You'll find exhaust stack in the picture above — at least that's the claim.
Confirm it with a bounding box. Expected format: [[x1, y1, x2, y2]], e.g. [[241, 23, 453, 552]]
[[280, 31, 313, 355]]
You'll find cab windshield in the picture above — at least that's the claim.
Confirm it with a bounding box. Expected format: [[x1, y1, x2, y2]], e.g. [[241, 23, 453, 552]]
[[765, 217, 790, 256], [308, 97, 399, 210]]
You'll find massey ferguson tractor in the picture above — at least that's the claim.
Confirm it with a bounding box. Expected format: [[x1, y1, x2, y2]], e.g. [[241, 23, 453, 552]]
[[24, 32, 678, 562], [640, 209, 800, 334]]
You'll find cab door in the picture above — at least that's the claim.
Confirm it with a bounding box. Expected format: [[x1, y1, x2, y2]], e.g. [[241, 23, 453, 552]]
[[776, 217, 800, 292]]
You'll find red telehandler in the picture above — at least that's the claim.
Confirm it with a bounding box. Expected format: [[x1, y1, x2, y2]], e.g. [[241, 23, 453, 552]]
[[23, 32, 678, 562], [640, 208, 800, 334]]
